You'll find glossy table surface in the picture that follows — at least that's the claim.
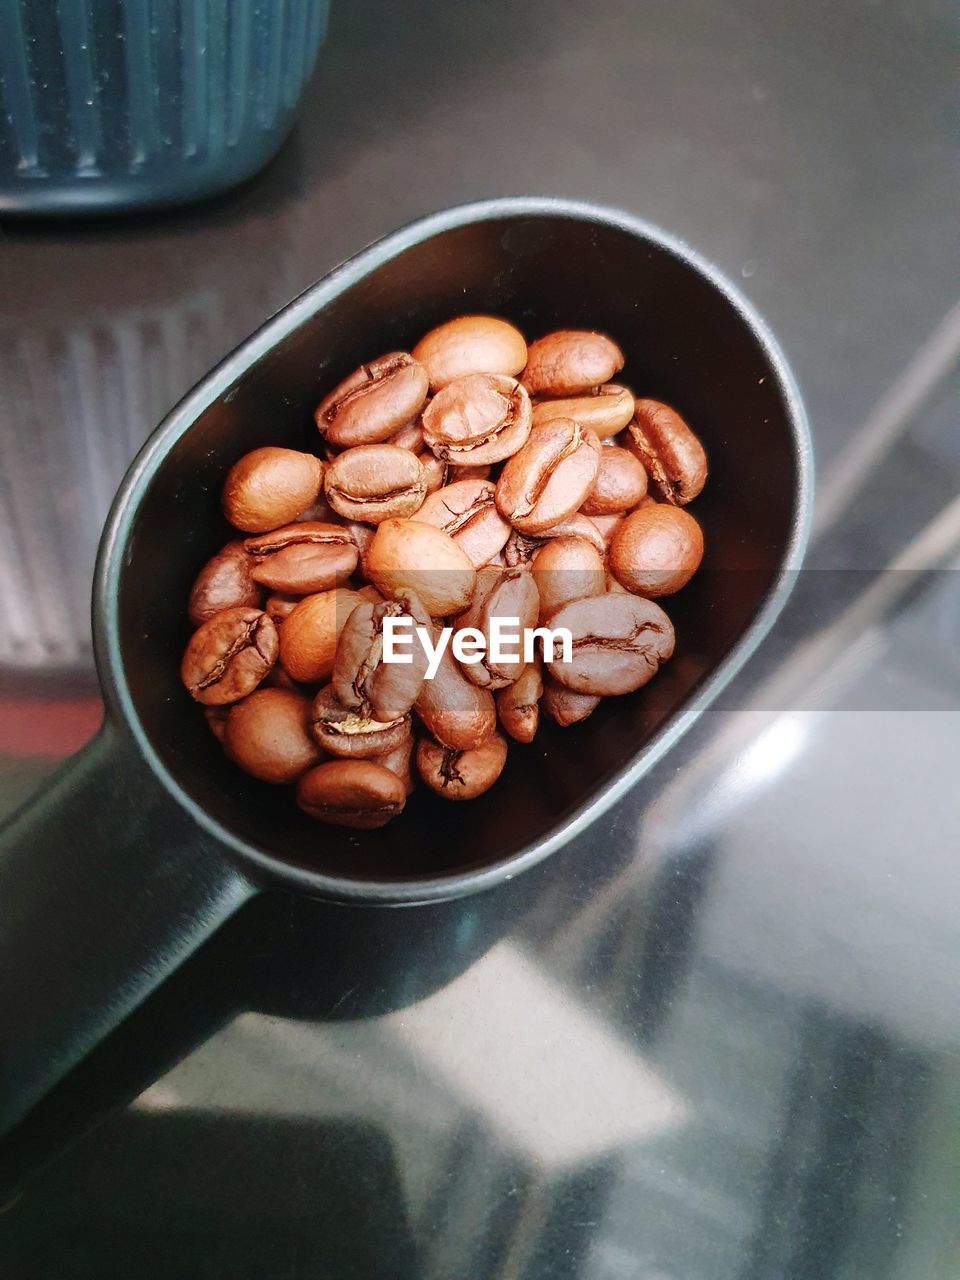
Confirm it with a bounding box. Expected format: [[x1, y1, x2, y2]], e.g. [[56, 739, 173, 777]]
[[0, 1, 957, 1276]]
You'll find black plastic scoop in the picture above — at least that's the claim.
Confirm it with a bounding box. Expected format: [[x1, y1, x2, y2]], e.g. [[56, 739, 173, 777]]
[[0, 198, 812, 1133]]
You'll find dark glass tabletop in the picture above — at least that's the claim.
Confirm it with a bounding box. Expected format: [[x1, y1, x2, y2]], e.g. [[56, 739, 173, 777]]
[[0, 1, 956, 1276]]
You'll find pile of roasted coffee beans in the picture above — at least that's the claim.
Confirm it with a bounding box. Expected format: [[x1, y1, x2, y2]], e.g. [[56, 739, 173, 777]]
[[181, 316, 707, 829]]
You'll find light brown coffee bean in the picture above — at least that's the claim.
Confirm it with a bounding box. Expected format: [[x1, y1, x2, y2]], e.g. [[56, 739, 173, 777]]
[[455, 462, 492, 482], [416, 733, 508, 801], [547, 592, 675, 695], [413, 315, 527, 391], [417, 479, 511, 568], [496, 419, 601, 534], [502, 512, 609, 570], [244, 522, 358, 594], [531, 384, 635, 438], [181, 607, 278, 705], [522, 330, 624, 397], [264, 592, 301, 623], [370, 736, 415, 796], [580, 446, 648, 516], [414, 624, 497, 750], [541, 677, 601, 726], [315, 352, 429, 448], [496, 663, 543, 744], [421, 373, 532, 465], [333, 591, 432, 721], [366, 519, 476, 617], [531, 536, 605, 620], [188, 541, 260, 627], [625, 399, 708, 505], [455, 566, 540, 689], [324, 444, 427, 524], [609, 504, 704, 596], [418, 450, 449, 495], [310, 684, 411, 759], [388, 420, 425, 452], [297, 760, 405, 828], [223, 688, 321, 784], [279, 587, 364, 683], [222, 447, 324, 533], [587, 512, 625, 549], [356, 583, 385, 605]]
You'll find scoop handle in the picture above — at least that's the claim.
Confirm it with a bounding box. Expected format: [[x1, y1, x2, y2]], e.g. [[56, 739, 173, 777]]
[[0, 722, 253, 1135]]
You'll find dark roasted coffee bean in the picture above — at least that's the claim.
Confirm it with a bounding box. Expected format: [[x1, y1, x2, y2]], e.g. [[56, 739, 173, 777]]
[[422, 373, 531, 465], [531, 536, 605, 620], [315, 352, 429, 448], [547, 592, 675, 695], [522, 330, 623, 397], [532, 383, 635, 438], [496, 663, 543, 743], [496, 419, 601, 534], [416, 733, 508, 800], [455, 566, 539, 689], [624, 399, 708, 505], [324, 444, 427, 524], [333, 590, 432, 720], [297, 760, 406, 828], [188, 541, 260, 626], [580, 445, 648, 515], [609, 504, 704, 596], [223, 447, 323, 533], [181, 607, 278, 705], [224, 688, 321, 783], [417, 479, 511, 568], [244, 522, 358, 594], [310, 684, 411, 759], [414, 624, 497, 749], [413, 315, 527, 391]]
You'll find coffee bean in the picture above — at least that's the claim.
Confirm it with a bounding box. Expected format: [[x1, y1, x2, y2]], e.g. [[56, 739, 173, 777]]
[[370, 736, 415, 796], [413, 315, 527, 390], [279, 587, 365, 683], [531, 535, 605, 620], [586, 512, 625, 549], [297, 760, 406, 828], [522, 330, 624, 397], [366, 519, 476, 616], [541, 677, 601, 726], [223, 447, 323, 533], [624, 399, 708, 504], [496, 663, 543, 744], [244, 522, 358, 594], [416, 733, 508, 801], [417, 479, 511, 568], [609, 504, 704, 596], [389, 420, 425, 452], [315, 352, 429, 447], [456, 566, 540, 689], [414, 623, 497, 750], [264, 592, 301, 623], [531, 384, 635, 438], [422, 374, 532, 465], [333, 591, 432, 720], [547, 592, 675, 695], [324, 444, 427, 524], [188, 541, 260, 626], [580, 445, 648, 515], [496, 418, 601, 534], [181, 606, 279, 705], [223, 687, 321, 783], [310, 684, 411, 759], [204, 705, 231, 743], [418, 450, 449, 495]]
